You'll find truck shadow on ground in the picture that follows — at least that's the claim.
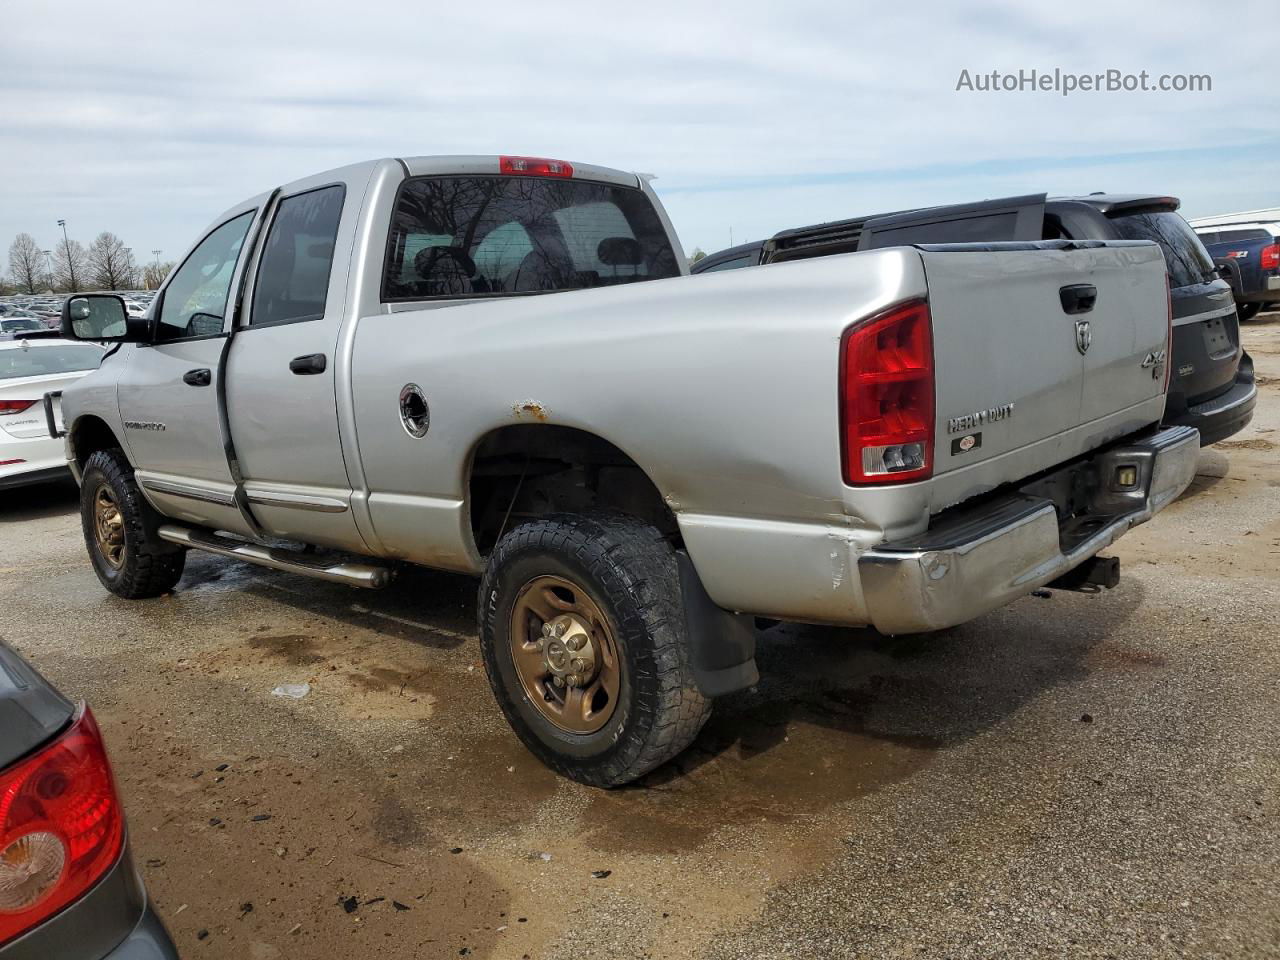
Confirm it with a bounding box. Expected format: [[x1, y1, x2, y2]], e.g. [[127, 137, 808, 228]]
[[578, 579, 1152, 853], [172, 546, 1153, 858], [0, 477, 79, 523]]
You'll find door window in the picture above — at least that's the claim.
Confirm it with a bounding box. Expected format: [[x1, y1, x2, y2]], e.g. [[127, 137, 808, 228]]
[[250, 186, 346, 326], [156, 211, 255, 341]]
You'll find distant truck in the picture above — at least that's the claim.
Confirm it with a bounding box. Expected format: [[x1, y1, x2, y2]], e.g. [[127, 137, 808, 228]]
[[53, 156, 1196, 787], [697, 193, 1255, 445], [1189, 215, 1280, 322]]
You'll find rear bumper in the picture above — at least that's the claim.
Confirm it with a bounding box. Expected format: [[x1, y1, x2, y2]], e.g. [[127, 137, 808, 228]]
[[857, 425, 1199, 634], [1164, 355, 1257, 446], [99, 907, 179, 960]]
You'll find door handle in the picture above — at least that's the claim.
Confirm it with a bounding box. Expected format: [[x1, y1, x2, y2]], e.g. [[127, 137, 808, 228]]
[[1059, 284, 1098, 315], [289, 353, 327, 375], [182, 368, 212, 387]]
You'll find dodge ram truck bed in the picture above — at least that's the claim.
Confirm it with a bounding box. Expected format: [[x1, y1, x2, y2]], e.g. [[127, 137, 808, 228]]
[[52, 156, 1197, 787]]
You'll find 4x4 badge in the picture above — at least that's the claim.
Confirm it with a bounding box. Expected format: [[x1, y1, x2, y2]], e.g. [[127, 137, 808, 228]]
[[1074, 318, 1091, 355]]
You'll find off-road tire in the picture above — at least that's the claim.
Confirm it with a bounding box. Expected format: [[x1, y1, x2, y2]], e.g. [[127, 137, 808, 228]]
[[80, 448, 185, 598], [478, 513, 712, 788]]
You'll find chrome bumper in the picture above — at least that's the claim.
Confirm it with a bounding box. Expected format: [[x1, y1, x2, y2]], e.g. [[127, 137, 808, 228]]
[[857, 425, 1200, 635]]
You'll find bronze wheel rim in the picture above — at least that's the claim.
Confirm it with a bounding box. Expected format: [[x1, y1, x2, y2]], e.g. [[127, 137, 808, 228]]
[[92, 485, 126, 569], [509, 575, 621, 734]]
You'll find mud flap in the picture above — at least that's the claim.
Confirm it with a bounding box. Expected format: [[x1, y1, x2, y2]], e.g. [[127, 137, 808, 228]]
[[677, 550, 758, 697]]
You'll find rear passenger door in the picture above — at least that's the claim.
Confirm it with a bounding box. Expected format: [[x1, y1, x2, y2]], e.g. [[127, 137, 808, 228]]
[[226, 179, 368, 552]]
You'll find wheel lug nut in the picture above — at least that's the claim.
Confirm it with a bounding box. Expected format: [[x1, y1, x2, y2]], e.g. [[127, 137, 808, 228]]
[[541, 622, 553, 638], [571, 658, 587, 673], [553, 622, 567, 638], [567, 674, 581, 687], [566, 636, 583, 651], [552, 676, 565, 688], [535, 639, 545, 652]]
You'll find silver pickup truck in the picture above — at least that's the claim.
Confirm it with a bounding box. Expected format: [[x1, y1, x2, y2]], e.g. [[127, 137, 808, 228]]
[[54, 155, 1198, 787]]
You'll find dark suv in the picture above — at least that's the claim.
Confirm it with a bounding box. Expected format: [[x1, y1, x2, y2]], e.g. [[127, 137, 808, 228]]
[[695, 193, 1256, 445]]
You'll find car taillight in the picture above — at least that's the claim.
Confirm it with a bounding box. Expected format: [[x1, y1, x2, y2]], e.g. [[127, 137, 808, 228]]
[[840, 299, 935, 485], [0, 707, 124, 946], [499, 156, 573, 178], [1261, 243, 1280, 271], [0, 401, 37, 415]]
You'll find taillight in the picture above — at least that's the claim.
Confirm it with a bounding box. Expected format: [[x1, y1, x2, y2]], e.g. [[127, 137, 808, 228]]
[[839, 299, 935, 485], [499, 156, 573, 178], [1261, 243, 1280, 271], [0, 401, 37, 415], [0, 707, 124, 946]]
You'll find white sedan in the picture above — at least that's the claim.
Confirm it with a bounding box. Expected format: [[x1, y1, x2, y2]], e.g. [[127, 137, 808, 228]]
[[1, 337, 107, 490]]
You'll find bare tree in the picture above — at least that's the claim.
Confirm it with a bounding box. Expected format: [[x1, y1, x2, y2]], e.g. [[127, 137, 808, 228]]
[[142, 259, 174, 290], [688, 247, 707, 267], [87, 232, 138, 290], [8, 233, 44, 294], [53, 238, 88, 293]]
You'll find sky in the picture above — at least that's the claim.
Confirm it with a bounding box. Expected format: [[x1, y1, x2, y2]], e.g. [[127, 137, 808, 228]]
[[2, 0, 1278, 270]]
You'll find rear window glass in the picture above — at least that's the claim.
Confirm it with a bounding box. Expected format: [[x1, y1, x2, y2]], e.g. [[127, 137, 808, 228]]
[[696, 255, 756, 273], [0, 344, 103, 379], [1109, 211, 1217, 288], [1209, 228, 1270, 245], [383, 176, 680, 300], [864, 212, 1020, 248], [251, 185, 345, 326], [0, 318, 45, 332]]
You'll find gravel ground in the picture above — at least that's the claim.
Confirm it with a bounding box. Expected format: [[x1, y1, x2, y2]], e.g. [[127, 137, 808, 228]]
[[2, 314, 1278, 959]]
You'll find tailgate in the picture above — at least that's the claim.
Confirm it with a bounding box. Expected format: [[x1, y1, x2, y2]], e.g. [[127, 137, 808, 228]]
[[919, 240, 1169, 480]]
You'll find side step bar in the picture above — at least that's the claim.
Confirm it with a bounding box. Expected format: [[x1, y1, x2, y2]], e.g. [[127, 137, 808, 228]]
[[157, 525, 393, 589]]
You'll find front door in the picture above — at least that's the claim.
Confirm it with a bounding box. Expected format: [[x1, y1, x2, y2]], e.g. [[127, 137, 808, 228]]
[[118, 205, 263, 535], [226, 179, 368, 552]]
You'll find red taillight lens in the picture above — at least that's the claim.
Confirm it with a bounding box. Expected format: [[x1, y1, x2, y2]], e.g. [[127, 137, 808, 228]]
[[1260, 243, 1280, 271], [0, 401, 37, 415], [840, 299, 935, 485], [0, 708, 124, 946], [499, 156, 573, 178]]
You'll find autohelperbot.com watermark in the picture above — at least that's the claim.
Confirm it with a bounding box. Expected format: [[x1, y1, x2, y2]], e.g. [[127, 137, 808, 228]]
[[955, 68, 1211, 96]]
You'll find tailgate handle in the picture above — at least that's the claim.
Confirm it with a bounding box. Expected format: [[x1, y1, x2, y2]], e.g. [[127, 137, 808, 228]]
[[1060, 284, 1097, 315]]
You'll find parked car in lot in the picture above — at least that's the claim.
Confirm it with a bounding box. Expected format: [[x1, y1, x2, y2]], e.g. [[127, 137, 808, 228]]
[[54, 155, 1197, 787], [697, 193, 1255, 446], [1190, 220, 1280, 322], [1, 338, 105, 489], [0, 642, 178, 958]]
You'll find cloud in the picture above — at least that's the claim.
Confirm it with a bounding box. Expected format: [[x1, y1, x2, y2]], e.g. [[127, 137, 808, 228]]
[[1, 0, 1276, 261]]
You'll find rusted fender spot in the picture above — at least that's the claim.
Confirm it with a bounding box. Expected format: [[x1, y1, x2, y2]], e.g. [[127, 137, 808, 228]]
[[512, 399, 550, 422]]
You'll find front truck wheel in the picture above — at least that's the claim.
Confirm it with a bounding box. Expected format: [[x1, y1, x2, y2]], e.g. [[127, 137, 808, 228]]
[[80, 448, 186, 598], [479, 513, 712, 788]]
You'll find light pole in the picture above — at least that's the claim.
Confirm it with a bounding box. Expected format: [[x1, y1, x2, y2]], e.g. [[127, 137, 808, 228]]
[[57, 219, 79, 292]]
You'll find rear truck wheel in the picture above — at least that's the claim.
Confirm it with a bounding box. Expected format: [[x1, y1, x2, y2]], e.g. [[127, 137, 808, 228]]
[[478, 513, 712, 788], [80, 448, 185, 599], [1237, 302, 1262, 322]]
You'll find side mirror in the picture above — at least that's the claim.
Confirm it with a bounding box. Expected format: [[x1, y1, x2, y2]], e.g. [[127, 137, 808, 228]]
[[60, 294, 149, 343]]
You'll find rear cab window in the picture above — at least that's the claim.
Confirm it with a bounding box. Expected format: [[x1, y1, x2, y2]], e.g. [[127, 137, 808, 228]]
[[1108, 210, 1217, 289], [382, 176, 680, 300], [250, 185, 345, 326]]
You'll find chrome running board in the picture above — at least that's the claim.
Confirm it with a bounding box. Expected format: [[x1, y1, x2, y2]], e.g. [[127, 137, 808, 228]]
[[157, 525, 392, 589]]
